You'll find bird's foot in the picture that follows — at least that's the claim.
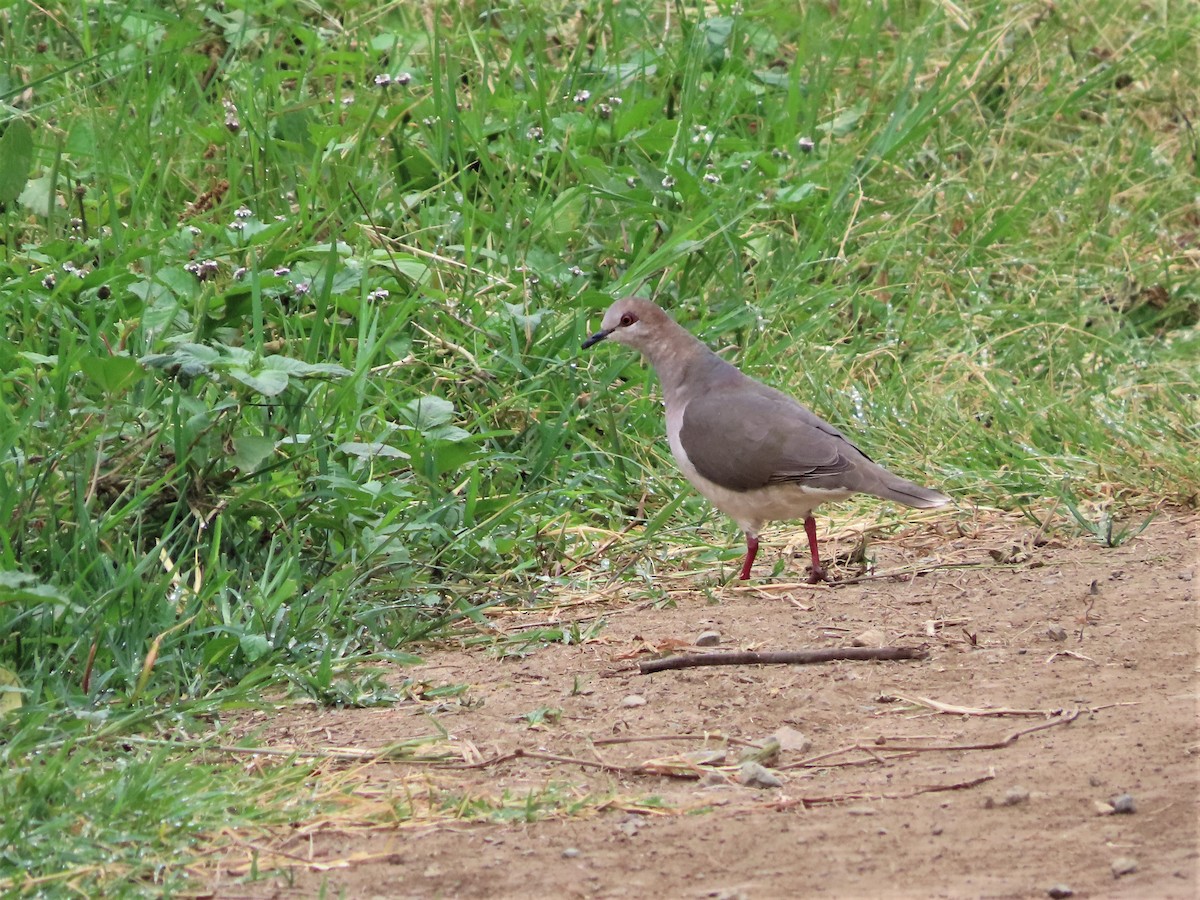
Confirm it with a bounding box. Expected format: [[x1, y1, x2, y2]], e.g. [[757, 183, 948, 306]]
[[807, 565, 830, 585]]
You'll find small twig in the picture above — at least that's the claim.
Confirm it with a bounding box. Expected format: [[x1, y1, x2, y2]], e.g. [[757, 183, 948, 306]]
[[1046, 650, 1096, 664], [773, 772, 996, 810], [593, 733, 763, 749], [448, 747, 639, 775], [779, 710, 1083, 770], [638, 646, 928, 675], [888, 694, 1062, 717]]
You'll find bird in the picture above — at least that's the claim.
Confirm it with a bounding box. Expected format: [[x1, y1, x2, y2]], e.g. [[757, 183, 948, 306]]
[[582, 297, 951, 582]]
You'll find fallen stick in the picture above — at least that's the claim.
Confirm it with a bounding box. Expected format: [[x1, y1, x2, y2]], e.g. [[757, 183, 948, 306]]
[[779, 710, 1083, 770], [772, 772, 997, 810], [638, 646, 928, 674]]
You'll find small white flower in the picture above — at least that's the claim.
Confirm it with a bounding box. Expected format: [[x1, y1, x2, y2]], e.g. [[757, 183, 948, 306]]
[[573, 89, 591, 103], [661, 175, 677, 189]]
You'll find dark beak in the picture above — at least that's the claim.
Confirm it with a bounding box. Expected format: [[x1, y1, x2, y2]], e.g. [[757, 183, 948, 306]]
[[581, 328, 611, 349]]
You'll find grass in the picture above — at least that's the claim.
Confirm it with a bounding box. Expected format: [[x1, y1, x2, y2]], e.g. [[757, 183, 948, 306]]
[[1, 0, 1197, 893]]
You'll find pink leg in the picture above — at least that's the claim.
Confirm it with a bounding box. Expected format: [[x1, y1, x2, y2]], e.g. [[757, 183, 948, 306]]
[[738, 534, 759, 580], [804, 514, 829, 584]]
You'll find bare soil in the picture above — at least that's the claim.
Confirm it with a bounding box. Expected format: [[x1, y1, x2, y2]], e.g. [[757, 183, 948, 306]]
[[209, 510, 1198, 899]]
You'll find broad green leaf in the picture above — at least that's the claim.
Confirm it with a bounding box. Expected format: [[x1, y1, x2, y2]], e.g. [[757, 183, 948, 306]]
[[0, 118, 34, 204], [18, 352, 57, 367], [772, 182, 819, 211], [79, 354, 144, 395], [818, 101, 868, 136], [338, 441, 410, 460], [239, 633, 271, 662], [400, 396, 455, 430], [230, 435, 276, 473], [262, 355, 351, 378], [202, 635, 239, 668], [226, 366, 289, 396], [0, 571, 70, 606]]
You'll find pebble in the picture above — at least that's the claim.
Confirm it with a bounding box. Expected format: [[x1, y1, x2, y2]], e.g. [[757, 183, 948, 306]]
[[851, 629, 886, 647], [1111, 857, 1138, 877], [1110, 793, 1136, 814], [1046, 885, 1074, 899], [562, 847, 580, 858], [737, 761, 782, 789], [772, 725, 811, 754], [620, 694, 646, 708], [1003, 786, 1030, 806], [1046, 625, 1068, 641], [695, 630, 721, 646]]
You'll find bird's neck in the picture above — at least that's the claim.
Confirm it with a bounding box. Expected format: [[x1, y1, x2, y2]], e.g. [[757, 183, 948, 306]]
[[643, 327, 734, 410]]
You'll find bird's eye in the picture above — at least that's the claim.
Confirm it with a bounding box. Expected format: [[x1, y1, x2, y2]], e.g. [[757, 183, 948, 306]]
[[619, 313, 637, 327]]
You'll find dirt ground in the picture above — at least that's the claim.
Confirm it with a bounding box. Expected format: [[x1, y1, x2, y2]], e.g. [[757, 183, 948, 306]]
[[208, 509, 1198, 899]]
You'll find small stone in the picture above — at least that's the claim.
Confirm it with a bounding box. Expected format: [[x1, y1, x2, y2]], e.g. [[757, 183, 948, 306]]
[[1110, 793, 1136, 814], [1046, 885, 1074, 899], [851, 629, 886, 647], [1111, 857, 1138, 877], [846, 806, 877, 816], [1047, 625, 1068, 641], [772, 726, 811, 753], [1089, 775, 1103, 787], [1002, 786, 1030, 806], [620, 694, 646, 708], [562, 847, 580, 858], [695, 630, 721, 647], [617, 818, 641, 837], [931, 824, 943, 836], [1093, 800, 1115, 815], [737, 761, 782, 789]]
